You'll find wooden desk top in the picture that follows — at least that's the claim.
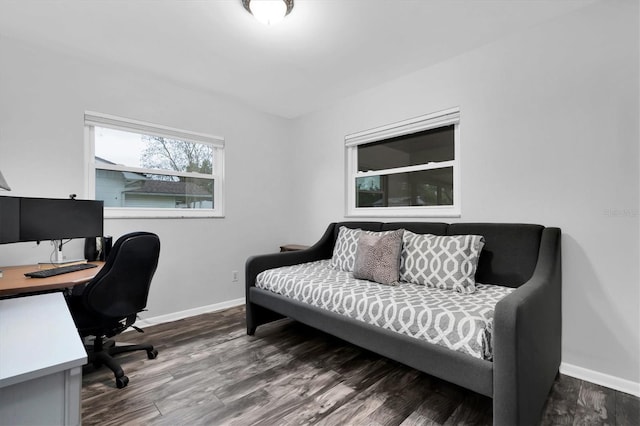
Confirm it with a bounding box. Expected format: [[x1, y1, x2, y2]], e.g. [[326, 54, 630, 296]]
[[0, 262, 104, 297]]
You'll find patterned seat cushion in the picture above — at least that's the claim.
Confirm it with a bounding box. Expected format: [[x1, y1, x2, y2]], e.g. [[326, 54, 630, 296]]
[[256, 260, 514, 360]]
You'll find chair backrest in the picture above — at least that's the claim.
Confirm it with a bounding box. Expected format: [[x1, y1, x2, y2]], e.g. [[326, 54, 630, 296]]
[[83, 232, 160, 319]]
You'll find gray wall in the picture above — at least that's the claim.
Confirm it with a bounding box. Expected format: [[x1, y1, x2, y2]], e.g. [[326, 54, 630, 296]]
[[287, 2, 639, 390], [0, 36, 293, 316]]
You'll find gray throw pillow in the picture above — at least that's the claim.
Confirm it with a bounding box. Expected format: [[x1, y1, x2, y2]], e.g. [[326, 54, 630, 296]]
[[353, 229, 404, 285], [400, 231, 485, 293]]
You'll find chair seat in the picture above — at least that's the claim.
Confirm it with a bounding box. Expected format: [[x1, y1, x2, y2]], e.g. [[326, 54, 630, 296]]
[[66, 295, 134, 338]]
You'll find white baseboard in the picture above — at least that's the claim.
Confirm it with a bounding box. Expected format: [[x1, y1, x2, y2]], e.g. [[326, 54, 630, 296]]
[[133, 298, 245, 329], [561, 362, 640, 397]]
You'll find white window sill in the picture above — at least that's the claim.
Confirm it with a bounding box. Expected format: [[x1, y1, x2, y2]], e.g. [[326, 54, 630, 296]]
[[346, 206, 461, 218], [104, 207, 224, 219]]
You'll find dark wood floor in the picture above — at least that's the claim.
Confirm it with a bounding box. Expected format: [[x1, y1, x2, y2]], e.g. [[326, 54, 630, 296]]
[[81, 306, 639, 425]]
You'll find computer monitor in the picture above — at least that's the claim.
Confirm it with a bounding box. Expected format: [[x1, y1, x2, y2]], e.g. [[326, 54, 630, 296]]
[[0, 196, 20, 244], [19, 197, 104, 243], [0, 196, 104, 262]]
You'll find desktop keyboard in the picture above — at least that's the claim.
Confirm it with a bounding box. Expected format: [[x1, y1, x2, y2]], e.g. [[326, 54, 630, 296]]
[[24, 263, 98, 278]]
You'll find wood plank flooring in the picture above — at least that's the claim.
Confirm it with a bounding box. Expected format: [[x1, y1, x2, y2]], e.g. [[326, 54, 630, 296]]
[[81, 306, 639, 425]]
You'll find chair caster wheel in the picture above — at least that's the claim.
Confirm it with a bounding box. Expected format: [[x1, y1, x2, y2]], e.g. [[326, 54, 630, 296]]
[[116, 375, 129, 389], [147, 349, 158, 359]]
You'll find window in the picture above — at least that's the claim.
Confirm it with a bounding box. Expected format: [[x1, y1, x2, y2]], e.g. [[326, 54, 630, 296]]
[[85, 112, 224, 218], [345, 107, 460, 217]]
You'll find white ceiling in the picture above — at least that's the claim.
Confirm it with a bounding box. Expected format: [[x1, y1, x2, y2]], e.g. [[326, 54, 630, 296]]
[[0, 0, 595, 118]]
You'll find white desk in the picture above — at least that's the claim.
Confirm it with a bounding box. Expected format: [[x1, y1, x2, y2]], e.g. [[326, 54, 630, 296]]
[[0, 292, 87, 426]]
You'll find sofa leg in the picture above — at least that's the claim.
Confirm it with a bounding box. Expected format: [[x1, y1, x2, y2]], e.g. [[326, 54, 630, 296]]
[[246, 303, 285, 336]]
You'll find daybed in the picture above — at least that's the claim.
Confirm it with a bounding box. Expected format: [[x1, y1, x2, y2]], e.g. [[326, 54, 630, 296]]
[[245, 222, 561, 426]]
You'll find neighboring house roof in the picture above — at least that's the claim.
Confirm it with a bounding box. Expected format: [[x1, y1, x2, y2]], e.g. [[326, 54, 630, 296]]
[[95, 156, 116, 165], [122, 171, 146, 181], [96, 156, 147, 181], [124, 180, 211, 197], [95, 156, 210, 198]]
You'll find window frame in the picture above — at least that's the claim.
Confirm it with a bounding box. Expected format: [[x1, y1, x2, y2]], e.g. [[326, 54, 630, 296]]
[[345, 107, 461, 218], [84, 111, 225, 219]]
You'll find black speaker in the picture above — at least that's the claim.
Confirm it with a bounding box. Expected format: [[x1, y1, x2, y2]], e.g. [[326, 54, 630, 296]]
[[100, 236, 112, 261], [84, 237, 99, 261]]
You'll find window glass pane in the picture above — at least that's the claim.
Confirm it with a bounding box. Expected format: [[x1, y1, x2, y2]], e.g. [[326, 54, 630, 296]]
[[356, 167, 453, 208], [96, 170, 214, 209], [95, 127, 214, 174], [357, 125, 454, 172]]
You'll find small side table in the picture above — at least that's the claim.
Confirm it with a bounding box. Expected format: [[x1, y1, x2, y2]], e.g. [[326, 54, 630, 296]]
[[280, 244, 310, 252]]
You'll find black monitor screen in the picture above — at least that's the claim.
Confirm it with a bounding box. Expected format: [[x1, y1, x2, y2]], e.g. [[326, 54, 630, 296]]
[[19, 197, 104, 242], [0, 196, 20, 243]]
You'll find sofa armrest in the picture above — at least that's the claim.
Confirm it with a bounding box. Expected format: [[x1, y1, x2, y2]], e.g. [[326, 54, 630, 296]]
[[245, 223, 337, 334], [245, 223, 336, 291], [493, 227, 562, 426]]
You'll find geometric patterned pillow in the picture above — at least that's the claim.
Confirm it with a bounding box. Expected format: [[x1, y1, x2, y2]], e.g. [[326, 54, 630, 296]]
[[400, 231, 485, 294], [330, 227, 362, 272], [330, 227, 400, 272]]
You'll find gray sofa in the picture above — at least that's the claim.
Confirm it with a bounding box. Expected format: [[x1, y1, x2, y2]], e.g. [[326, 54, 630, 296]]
[[246, 222, 561, 426]]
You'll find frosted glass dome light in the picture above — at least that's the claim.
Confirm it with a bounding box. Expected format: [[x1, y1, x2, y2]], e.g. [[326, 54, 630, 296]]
[[242, 0, 293, 26]]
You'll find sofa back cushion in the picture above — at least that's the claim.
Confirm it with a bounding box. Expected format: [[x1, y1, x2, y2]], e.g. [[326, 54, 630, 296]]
[[447, 223, 544, 288], [333, 222, 382, 242], [381, 222, 448, 235], [332, 221, 544, 288]]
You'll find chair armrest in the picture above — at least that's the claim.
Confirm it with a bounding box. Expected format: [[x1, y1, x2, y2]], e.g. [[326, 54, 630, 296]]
[[493, 227, 562, 426]]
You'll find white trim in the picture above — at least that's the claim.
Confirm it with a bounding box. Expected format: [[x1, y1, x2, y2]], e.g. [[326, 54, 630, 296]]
[[345, 107, 461, 218], [84, 126, 95, 199], [104, 207, 224, 219], [355, 160, 455, 178], [346, 205, 461, 218], [85, 111, 224, 148], [96, 163, 216, 180], [345, 107, 460, 147], [453, 122, 461, 215], [85, 111, 226, 218], [215, 144, 225, 216], [129, 298, 245, 330], [560, 362, 640, 397]]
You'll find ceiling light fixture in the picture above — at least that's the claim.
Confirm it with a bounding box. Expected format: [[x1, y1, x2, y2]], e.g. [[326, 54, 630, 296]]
[[242, 0, 294, 26]]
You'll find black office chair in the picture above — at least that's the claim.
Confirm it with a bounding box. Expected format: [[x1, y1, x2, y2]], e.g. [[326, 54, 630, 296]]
[[66, 231, 161, 389]]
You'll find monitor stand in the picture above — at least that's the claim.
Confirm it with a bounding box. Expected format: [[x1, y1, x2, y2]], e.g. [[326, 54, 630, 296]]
[[46, 240, 86, 265]]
